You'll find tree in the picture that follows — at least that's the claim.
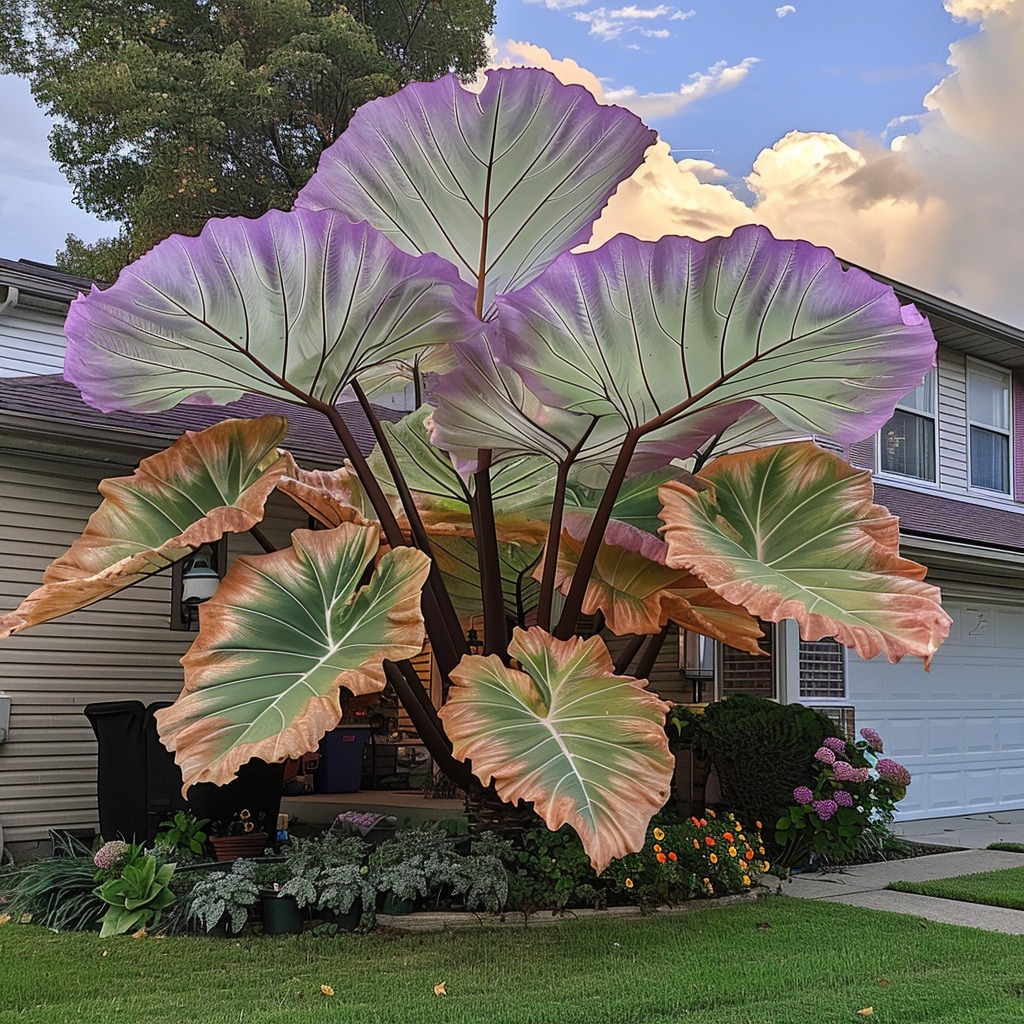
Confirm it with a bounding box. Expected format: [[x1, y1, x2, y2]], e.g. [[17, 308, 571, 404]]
[[1, 0, 494, 278], [0, 69, 950, 872]]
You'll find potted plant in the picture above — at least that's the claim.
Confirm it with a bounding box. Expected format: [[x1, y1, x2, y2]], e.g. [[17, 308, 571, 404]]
[[279, 831, 372, 930], [207, 810, 269, 862], [368, 825, 463, 914], [184, 859, 259, 935], [252, 861, 305, 935]]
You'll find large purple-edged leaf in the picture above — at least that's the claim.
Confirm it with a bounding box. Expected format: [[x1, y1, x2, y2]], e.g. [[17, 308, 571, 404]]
[[0, 417, 292, 639], [549, 515, 764, 651], [155, 524, 430, 791], [658, 442, 951, 666], [296, 68, 655, 313], [440, 627, 673, 872], [65, 210, 480, 413], [496, 226, 938, 464], [431, 535, 542, 623]]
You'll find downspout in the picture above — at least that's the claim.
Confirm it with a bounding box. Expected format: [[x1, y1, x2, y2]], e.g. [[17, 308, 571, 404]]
[[0, 285, 20, 317]]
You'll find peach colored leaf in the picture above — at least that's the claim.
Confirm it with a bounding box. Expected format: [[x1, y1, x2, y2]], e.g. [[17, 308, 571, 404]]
[[440, 626, 674, 872], [156, 524, 430, 791], [548, 515, 763, 653], [659, 442, 951, 665], [0, 417, 292, 639], [277, 465, 383, 529]]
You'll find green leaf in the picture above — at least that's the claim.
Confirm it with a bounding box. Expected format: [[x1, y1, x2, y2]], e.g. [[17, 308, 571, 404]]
[[659, 442, 952, 665], [0, 417, 293, 639], [155, 523, 431, 791], [439, 626, 674, 872]]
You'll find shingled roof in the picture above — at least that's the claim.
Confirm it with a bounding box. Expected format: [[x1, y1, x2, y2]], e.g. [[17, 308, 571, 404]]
[[0, 374, 406, 463]]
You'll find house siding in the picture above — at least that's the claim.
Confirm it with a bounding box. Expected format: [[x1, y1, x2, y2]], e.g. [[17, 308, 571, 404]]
[[0, 308, 67, 377], [937, 347, 968, 491]]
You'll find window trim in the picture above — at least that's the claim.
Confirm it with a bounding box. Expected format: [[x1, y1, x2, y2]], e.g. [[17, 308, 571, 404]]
[[966, 355, 1013, 496], [875, 366, 939, 486]]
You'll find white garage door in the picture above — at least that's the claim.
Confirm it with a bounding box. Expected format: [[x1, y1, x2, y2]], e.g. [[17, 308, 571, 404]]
[[847, 596, 1024, 819]]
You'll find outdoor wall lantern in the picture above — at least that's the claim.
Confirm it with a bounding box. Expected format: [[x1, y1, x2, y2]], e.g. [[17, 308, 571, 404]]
[[680, 630, 716, 703], [170, 541, 226, 631]]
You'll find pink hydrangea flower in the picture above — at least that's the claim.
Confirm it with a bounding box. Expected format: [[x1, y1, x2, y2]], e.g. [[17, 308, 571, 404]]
[[793, 786, 814, 805], [822, 737, 847, 754], [860, 727, 884, 752], [850, 767, 871, 783], [814, 747, 837, 765], [93, 840, 130, 871], [877, 758, 912, 787], [813, 799, 838, 821], [833, 761, 856, 782], [834, 790, 854, 808]]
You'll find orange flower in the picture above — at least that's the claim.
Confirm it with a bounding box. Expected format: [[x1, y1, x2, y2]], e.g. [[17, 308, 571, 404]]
[[708, 810, 716, 818], [705, 836, 715, 846], [625, 878, 634, 889], [656, 852, 667, 863], [745, 849, 755, 861], [699, 818, 708, 827], [755, 821, 763, 830], [653, 844, 662, 853], [723, 832, 734, 842], [692, 839, 700, 850], [709, 853, 718, 864], [742, 875, 751, 886], [690, 816, 701, 826], [758, 846, 765, 855], [668, 852, 678, 862]]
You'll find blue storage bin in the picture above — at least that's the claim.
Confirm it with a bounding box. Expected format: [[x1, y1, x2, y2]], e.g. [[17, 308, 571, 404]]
[[315, 726, 371, 793]]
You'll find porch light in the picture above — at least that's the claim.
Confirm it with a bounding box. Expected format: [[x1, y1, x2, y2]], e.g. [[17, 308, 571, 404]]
[[179, 549, 221, 630]]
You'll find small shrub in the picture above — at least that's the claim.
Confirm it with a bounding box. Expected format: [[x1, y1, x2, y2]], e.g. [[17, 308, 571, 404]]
[[504, 826, 604, 913], [94, 851, 176, 937], [154, 812, 210, 863], [184, 860, 260, 934]]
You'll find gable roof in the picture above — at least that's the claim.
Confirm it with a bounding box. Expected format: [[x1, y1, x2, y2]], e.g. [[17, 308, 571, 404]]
[[0, 374, 404, 464]]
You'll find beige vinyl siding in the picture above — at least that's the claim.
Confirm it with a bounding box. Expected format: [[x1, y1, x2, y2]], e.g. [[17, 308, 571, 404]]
[[0, 309, 67, 377], [0, 451, 193, 845], [937, 347, 969, 491]]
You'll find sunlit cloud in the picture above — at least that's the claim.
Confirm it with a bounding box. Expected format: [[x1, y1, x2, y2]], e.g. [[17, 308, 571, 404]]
[[776, 5, 796, 16], [603, 58, 760, 118], [944, 0, 1016, 21]]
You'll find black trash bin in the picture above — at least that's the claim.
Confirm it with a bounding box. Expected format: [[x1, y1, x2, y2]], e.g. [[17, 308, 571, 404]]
[[83, 701, 149, 843], [144, 702, 189, 840], [185, 758, 286, 836]]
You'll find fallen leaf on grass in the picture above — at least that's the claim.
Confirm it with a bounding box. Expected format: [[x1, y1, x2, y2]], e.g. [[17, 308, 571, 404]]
[[434, 982, 447, 997], [321, 985, 335, 997], [19, 914, 32, 924], [131, 928, 147, 939], [756, 921, 772, 930], [877, 979, 890, 987], [857, 1009, 874, 1017], [101, 950, 109, 958], [0, 914, 11, 925]]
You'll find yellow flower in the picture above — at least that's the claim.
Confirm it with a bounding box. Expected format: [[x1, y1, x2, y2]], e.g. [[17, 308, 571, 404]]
[[758, 846, 765, 855], [624, 878, 634, 889], [709, 853, 718, 864], [692, 839, 700, 849], [742, 875, 751, 886], [653, 827, 665, 841], [243, 821, 254, 832], [763, 861, 771, 872], [728, 846, 737, 857], [653, 844, 662, 853], [239, 809, 252, 821]]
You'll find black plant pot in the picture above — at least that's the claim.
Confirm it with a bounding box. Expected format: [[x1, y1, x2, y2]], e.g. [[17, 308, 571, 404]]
[[321, 902, 362, 931], [261, 893, 305, 935]]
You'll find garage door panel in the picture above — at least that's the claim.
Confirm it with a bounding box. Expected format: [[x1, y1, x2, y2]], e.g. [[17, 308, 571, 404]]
[[964, 718, 997, 753]]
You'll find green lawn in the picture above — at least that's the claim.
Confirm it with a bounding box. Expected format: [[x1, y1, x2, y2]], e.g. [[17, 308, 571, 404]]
[[3, 896, 1024, 1023], [888, 866, 1024, 911]]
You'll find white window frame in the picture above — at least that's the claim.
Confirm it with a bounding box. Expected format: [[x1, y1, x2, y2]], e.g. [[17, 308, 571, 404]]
[[876, 367, 938, 485], [966, 356, 1012, 496]]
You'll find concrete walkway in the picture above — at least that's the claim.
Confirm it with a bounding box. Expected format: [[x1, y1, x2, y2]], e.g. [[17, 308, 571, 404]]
[[784, 815, 1024, 934]]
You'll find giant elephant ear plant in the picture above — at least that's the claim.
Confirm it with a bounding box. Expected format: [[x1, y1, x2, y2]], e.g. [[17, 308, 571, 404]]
[[0, 68, 951, 873]]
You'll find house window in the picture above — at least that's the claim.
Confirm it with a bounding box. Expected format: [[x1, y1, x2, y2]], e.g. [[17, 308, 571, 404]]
[[967, 359, 1011, 493], [879, 368, 936, 482], [720, 624, 775, 699], [798, 638, 846, 700]]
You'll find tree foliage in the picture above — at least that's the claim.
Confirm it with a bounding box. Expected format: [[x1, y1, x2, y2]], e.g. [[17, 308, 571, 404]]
[[1, 0, 494, 277]]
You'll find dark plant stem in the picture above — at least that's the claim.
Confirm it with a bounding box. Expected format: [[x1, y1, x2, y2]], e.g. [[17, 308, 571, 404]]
[[248, 525, 277, 554], [470, 451, 508, 660], [383, 660, 475, 790], [613, 633, 647, 675], [536, 418, 597, 632], [634, 625, 669, 680], [554, 429, 641, 639], [350, 380, 468, 667]]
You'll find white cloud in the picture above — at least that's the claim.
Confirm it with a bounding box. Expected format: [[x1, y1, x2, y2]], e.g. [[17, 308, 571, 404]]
[[524, 0, 591, 10], [944, 0, 1016, 21], [569, 3, 694, 40], [609, 4, 671, 17], [603, 58, 760, 119], [775, 5, 796, 16], [589, 1, 1024, 326]]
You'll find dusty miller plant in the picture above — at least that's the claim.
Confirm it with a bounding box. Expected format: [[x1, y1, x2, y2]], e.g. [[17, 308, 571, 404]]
[[0, 68, 950, 873]]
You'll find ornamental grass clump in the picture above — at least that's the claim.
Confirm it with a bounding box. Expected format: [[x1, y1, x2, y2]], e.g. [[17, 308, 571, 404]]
[[776, 727, 912, 869], [605, 812, 769, 907]]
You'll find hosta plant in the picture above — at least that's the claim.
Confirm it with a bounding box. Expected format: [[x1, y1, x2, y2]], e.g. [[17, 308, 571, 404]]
[[0, 68, 951, 874]]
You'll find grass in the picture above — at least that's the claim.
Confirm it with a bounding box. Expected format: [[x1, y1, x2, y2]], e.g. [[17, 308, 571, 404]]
[[988, 842, 1024, 854], [888, 866, 1024, 911], [3, 896, 1024, 1023]]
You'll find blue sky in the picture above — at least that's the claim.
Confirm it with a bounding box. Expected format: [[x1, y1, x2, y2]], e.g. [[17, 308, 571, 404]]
[[1, 0, 1021, 326]]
